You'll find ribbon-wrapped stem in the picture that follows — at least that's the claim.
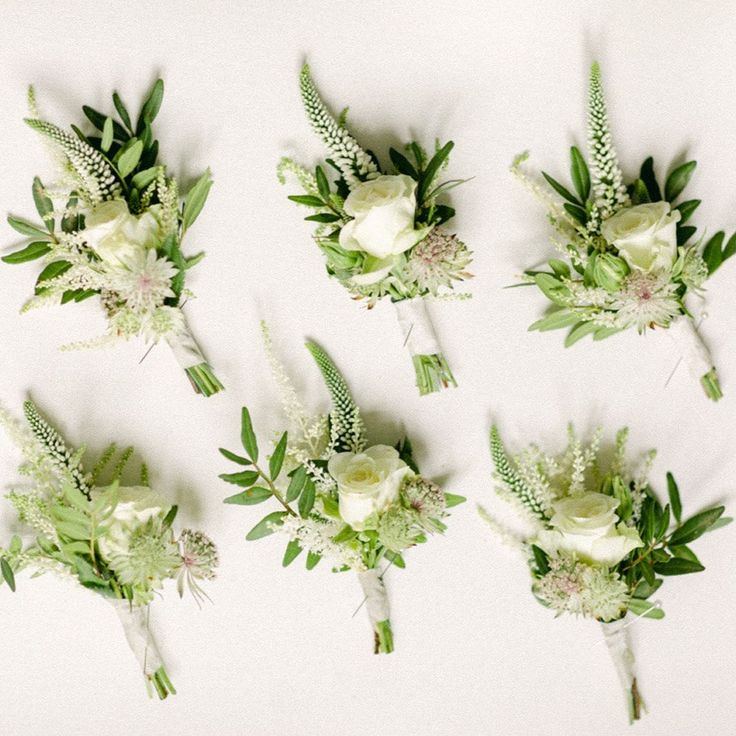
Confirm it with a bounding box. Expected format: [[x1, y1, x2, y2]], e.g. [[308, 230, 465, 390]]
[[394, 297, 456, 396], [166, 315, 224, 397], [357, 568, 393, 654], [111, 599, 176, 699], [667, 316, 722, 401], [601, 618, 643, 723]]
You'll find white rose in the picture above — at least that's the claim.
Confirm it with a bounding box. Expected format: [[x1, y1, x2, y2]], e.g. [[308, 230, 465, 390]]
[[534, 492, 643, 567], [84, 200, 163, 268], [93, 485, 171, 560], [600, 201, 680, 273], [328, 445, 410, 531], [339, 174, 430, 259]]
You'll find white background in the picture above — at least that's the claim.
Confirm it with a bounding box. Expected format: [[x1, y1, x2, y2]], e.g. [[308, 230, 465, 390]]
[[0, 2, 734, 734]]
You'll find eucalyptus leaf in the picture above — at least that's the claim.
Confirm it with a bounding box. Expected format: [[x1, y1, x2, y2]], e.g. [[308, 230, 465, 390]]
[[269, 432, 288, 481], [666, 472, 682, 523], [117, 139, 143, 178], [664, 161, 696, 202], [669, 506, 725, 546], [569, 146, 590, 202], [298, 477, 316, 518], [218, 448, 251, 466], [182, 169, 213, 232], [219, 470, 260, 487], [7, 216, 47, 238], [285, 465, 307, 503], [0, 558, 16, 592], [282, 539, 302, 567]]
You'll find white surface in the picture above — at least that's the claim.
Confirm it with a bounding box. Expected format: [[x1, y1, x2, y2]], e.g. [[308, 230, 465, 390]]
[[0, 1, 735, 734]]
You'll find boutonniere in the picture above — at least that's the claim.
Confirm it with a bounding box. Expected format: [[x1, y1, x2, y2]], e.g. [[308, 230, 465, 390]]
[[4, 80, 223, 396], [513, 63, 734, 399], [219, 326, 464, 652], [0, 401, 218, 698], [481, 424, 729, 721], [279, 65, 472, 395]]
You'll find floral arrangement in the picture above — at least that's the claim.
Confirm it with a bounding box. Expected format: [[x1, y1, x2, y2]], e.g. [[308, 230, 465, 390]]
[[278, 64, 473, 395], [3, 80, 223, 396], [513, 62, 735, 399], [0, 400, 218, 698], [219, 326, 464, 653], [481, 424, 729, 722]]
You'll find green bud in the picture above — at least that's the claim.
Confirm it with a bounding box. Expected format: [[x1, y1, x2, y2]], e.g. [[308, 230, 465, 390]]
[[592, 253, 629, 292]]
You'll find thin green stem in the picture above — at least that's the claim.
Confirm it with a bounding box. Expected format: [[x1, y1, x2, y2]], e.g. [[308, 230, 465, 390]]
[[253, 462, 296, 516]]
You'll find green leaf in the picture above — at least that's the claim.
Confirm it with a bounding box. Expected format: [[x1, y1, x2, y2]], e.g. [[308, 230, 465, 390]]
[[306, 551, 321, 570], [117, 139, 143, 178], [218, 448, 251, 466], [655, 503, 671, 541], [7, 215, 47, 238], [285, 465, 307, 503], [269, 432, 288, 481], [282, 539, 302, 566], [669, 506, 725, 546], [627, 597, 665, 619], [223, 486, 272, 505], [305, 213, 341, 223], [418, 141, 454, 203], [677, 225, 697, 247], [389, 148, 419, 179], [639, 157, 662, 201], [709, 516, 733, 531], [288, 194, 325, 207], [55, 520, 90, 541], [315, 166, 330, 200], [569, 146, 590, 202], [131, 166, 160, 191], [565, 320, 598, 347], [702, 232, 725, 274], [139, 79, 164, 126], [298, 477, 316, 518], [444, 492, 466, 508], [533, 273, 571, 306], [101, 117, 114, 152], [32, 177, 54, 232], [113, 92, 133, 132], [240, 407, 258, 462], [630, 178, 650, 204], [664, 160, 696, 202], [81, 105, 127, 141], [668, 544, 700, 564], [653, 557, 705, 575], [632, 577, 662, 599], [35, 260, 72, 292], [162, 504, 178, 531], [332, 524, 358, 544], [542, 171, 581, 205], [675, 199, 701, 224], [385, 550, 406, 569], [563, 202, 587, 224], [2, 241, 51, 264], [531, 544, 550, 575], [528, 309, 579, 332], [1, 558, 16, 592], [666, 472, 682, 523], [182, 169, 213, 232], [548, 259, 571, 279], [245, 511, 286, 541], [219, 470, 260, 487]]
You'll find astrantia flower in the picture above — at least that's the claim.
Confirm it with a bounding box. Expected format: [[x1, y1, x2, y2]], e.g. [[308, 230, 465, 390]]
[[175, 529, 218, 606], [108, 249, 177, 314], [144, 305, 186, 340], [611, 272, 681, 331], [404, 228, 472, 295], [533, 555, 630, 622], [377, 506, 420, 551], [680, 250, 709, 291], [107, 520, 181, 593], [401, 476, 446, 519]]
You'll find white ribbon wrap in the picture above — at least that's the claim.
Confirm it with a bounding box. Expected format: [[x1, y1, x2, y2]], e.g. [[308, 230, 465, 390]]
[[166, 319, 207, 370], [601, 618, 636, 707], [394, 298, 441, 357], [111, 600, 164, 677], [357, 569, 390, 625], [667, 316, 714, 380]]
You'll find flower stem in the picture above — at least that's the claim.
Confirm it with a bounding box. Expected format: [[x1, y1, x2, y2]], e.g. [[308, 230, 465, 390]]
[[185, 362, 224, 397], [149, 665, 177, 700], [374, 619, 394, 654], [701, 368, 722, 401], [412, 353, 457, 395]]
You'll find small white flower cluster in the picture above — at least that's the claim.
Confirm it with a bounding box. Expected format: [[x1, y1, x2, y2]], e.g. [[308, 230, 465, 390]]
[[277, 514, 366, 571]]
